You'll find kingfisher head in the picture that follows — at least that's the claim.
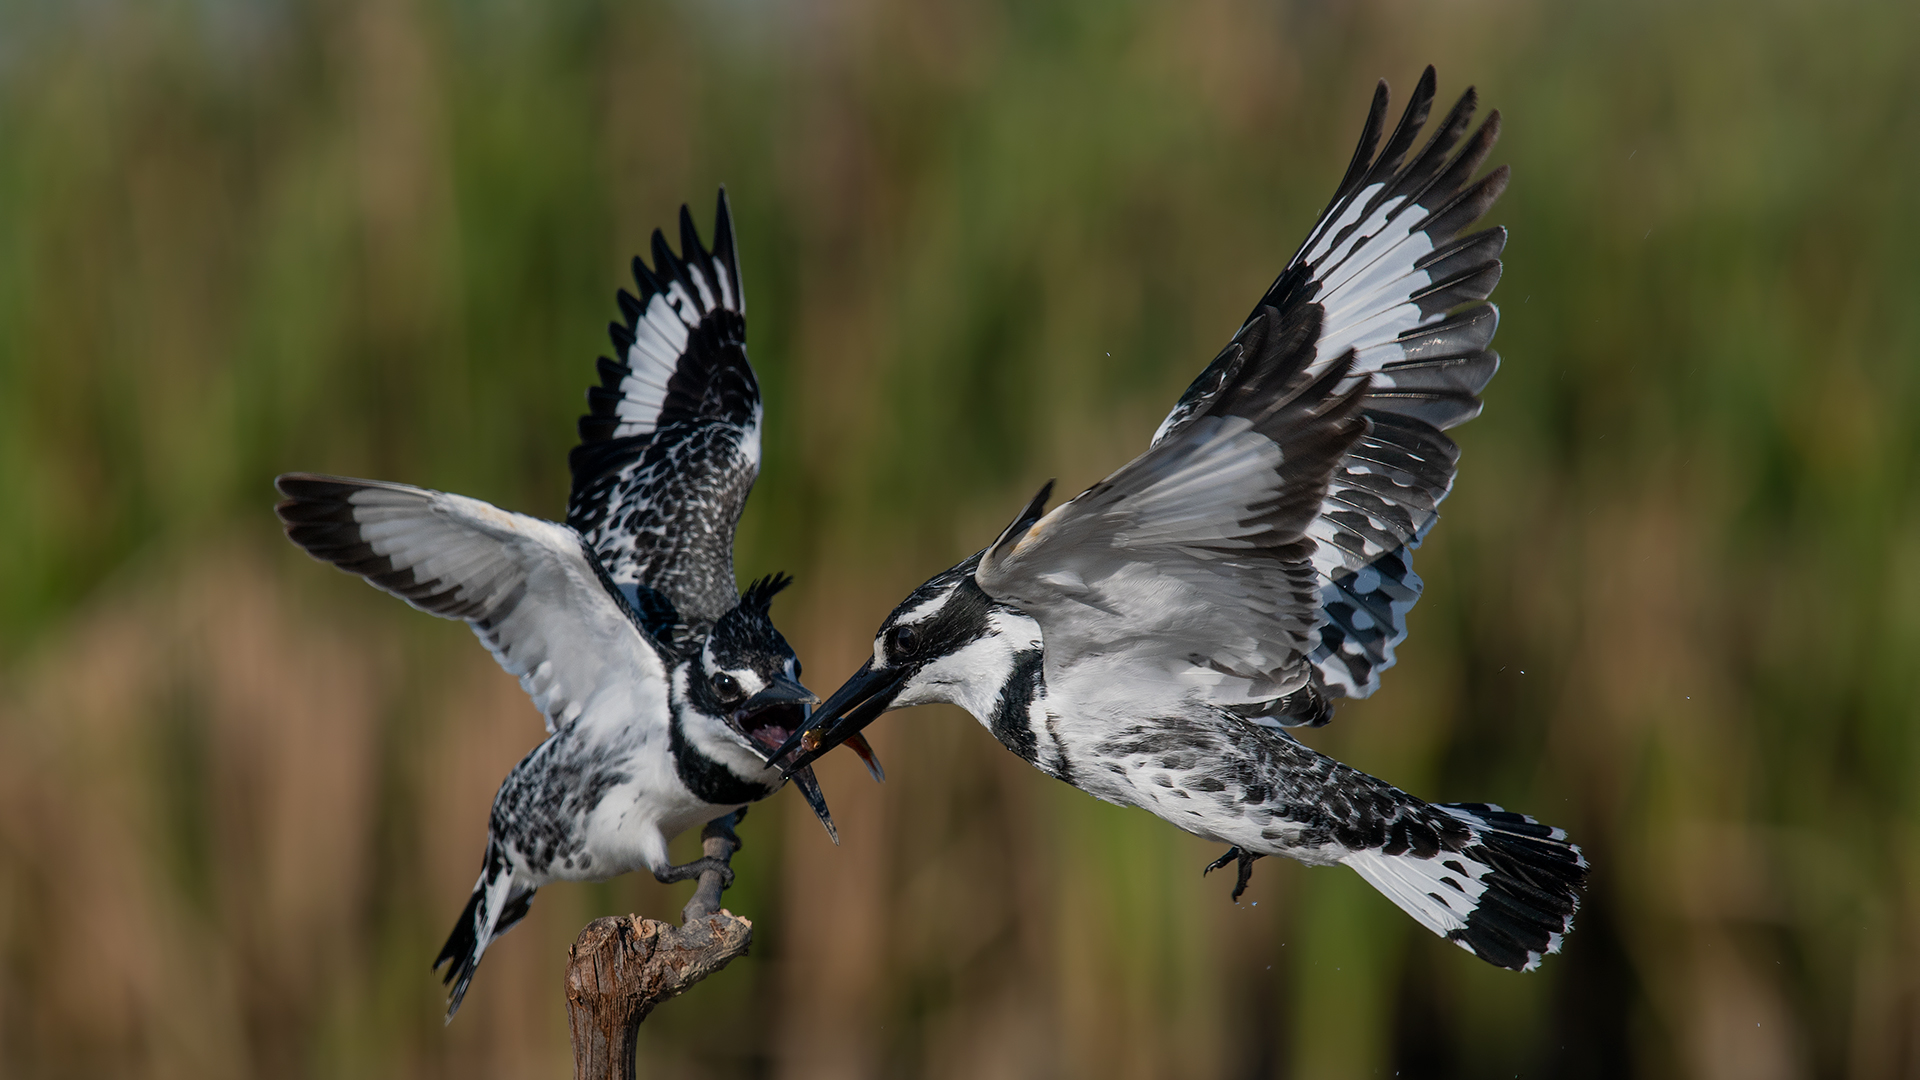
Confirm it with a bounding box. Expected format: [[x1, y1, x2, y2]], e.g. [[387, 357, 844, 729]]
[[773, 548, 1041, 771], [681, 572, 819, 762]]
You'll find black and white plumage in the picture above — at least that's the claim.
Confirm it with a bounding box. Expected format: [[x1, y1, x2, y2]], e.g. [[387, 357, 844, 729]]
[[275, 193, 862, 1020], [569, 197, 758, 633], [781, 71, 1585, 971]]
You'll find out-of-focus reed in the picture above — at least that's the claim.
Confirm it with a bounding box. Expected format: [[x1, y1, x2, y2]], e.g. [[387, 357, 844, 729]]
[[3, 1, 1918, 1077]]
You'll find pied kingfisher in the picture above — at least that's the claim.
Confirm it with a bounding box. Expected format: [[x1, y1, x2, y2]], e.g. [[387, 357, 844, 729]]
[[782, 70, 1586, 971], [276, 192, 876, 1019]]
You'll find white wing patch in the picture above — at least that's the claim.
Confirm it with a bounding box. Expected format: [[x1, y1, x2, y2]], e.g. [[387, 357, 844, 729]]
[[615, 293, 696, 438], [1301, 182, 1387, 265], [277, 474, 668, 735]]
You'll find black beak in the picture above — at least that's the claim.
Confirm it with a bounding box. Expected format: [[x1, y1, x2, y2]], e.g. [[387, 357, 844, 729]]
[[787, 764, 839, 844], [744, 672, 820, 711], [772, 659, 905, 771], [734, 674, 837, 840]]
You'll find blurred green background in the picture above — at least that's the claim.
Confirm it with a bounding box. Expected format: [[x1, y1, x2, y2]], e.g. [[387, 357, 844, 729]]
[[3, 0, 1918, 1077]]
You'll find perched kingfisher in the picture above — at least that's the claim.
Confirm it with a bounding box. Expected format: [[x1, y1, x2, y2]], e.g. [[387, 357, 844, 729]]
[[781, 71, 1586, 971], [276, 192, 875, 1019]]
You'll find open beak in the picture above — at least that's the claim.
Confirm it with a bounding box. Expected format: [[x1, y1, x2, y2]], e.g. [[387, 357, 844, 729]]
[[772, 659, 905, 772], [726, 673, 820, 765], [726, 674, 849, 840]]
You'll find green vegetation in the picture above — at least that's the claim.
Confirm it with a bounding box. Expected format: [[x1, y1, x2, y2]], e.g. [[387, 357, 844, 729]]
[[3, 1, 1917, 1076]]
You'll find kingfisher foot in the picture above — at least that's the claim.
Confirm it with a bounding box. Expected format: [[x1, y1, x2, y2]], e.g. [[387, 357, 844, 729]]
[[656, 856, 735, 889], [1203, 846, 1264, 901]]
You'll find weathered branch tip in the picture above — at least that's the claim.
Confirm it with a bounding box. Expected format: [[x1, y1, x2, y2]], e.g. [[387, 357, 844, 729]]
[[565, 811, 754, 1080]]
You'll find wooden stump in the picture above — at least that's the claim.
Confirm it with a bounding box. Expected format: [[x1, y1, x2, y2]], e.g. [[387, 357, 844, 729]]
[[565, 813, 754, 1080]]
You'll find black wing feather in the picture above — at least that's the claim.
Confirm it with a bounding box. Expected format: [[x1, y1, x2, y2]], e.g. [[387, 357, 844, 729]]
[[1153, 68, 1510, 705], [566, 189, 760, 630]]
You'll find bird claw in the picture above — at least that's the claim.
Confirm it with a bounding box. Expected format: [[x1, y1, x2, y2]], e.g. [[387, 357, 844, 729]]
[[1202, 846, 1263, 901], [655, 855, 736, 889]]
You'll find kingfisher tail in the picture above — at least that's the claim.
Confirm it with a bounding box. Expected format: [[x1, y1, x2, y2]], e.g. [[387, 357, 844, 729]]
[[1342, 801, 1586, 971], [433, 848, 534, 1022]]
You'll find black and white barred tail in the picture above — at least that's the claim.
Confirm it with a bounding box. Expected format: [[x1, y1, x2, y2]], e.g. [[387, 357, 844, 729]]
[[433, 849, 534, 1022], [1342, 802, 1585, 971]]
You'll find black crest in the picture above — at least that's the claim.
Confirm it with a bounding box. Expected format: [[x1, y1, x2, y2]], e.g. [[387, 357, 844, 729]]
[[740, 572, 793, 615]]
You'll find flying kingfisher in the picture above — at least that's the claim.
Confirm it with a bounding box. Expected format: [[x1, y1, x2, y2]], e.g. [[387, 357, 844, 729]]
[[276, 192, 877, 1019], [781, 70, 1586, 972]]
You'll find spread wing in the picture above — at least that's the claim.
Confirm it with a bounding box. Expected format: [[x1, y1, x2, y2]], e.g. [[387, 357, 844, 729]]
[[976, 310, 1368, 725], [1154, 67, 1508, 703], [567, 189, 758, 632], [275, 474, 669, 735]]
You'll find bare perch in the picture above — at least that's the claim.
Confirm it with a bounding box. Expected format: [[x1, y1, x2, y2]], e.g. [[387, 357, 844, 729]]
[[565, 812, 754, 1080]]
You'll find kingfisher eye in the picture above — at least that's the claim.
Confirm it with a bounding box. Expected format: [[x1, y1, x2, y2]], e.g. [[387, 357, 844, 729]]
[[712, 672, 743, 701], [887, 624, 918, 656]]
